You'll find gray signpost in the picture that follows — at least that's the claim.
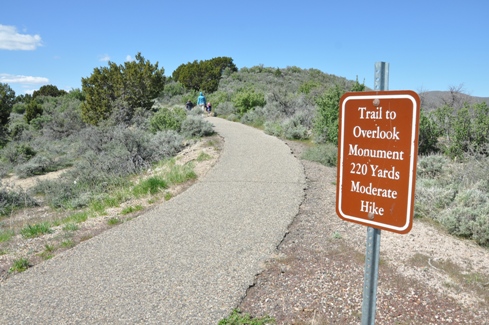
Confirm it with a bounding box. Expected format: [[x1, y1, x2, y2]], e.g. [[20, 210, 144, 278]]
[[361, 62, 389, 325]]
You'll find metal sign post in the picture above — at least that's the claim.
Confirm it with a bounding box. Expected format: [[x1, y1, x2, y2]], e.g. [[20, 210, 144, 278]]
[[360, 62, 389, 325], [361, 226, 381, 324]]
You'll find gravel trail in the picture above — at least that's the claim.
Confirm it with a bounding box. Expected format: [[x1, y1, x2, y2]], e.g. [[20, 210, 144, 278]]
[[0, 117, 306, 324]]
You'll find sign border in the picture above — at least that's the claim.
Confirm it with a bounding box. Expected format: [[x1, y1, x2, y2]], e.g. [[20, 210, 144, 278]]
[[336, 91, 419, 233]]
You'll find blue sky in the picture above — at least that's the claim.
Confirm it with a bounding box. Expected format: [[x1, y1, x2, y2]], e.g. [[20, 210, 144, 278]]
[[1, 0, 488, 97]]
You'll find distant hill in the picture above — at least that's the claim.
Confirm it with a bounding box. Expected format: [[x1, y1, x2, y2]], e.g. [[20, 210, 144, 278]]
[[420, 91, 489, 110]]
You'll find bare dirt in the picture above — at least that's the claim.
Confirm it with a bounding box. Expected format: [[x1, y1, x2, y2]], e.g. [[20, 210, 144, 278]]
[[1, 136, 489, 325], [239, 140, 489, 325]]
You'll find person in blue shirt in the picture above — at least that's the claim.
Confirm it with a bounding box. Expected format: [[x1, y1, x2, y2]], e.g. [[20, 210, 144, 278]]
[[197, 92, 206, 111]]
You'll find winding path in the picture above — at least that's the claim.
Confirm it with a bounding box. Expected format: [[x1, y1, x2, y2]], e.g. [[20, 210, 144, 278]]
[[0, 117, 306, 324]]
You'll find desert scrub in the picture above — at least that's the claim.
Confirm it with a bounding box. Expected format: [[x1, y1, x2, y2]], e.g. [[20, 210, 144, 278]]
[[148, 130, 184, 161], [438, 191, 489, 246], [0, 184, 37, 216], [301, 143, 337, 167], [0, 142, 37, 165], [282, 112, 312, 140], [149, 106, 187, 132], [416, 154, 449, 178], [180, 115, 215, 137], [415, 153, 489, 246], [263, 121, 283, 137], [240, 110, 265, 128]]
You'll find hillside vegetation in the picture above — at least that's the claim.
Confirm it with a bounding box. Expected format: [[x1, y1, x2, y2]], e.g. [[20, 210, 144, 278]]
[[1, 54, 489, 254]]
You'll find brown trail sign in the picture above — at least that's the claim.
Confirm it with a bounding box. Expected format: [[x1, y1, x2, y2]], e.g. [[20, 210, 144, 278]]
[[336, 90, 420, 234]]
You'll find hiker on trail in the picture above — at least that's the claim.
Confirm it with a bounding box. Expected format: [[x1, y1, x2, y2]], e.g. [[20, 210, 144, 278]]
[[206, 102, 212, 114], [197, 92, 206, 111], [186, 100, 193, 111]]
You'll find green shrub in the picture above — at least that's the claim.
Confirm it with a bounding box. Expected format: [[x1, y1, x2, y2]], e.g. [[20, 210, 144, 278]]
[[417, 154, 449, 178], [0, 185, 37, 216], [1, 142, 36, 165], [218, 309, 275, 325], [207, 90, 230, 108], [20, 222, 53, 238], [148, 130, 184, 161], [9, 257, 30, 273], [180, 116, 215, 137], [440, 206, 478, 238], [472, 214, 489, 246], [455, 188, 488, 207], [161, 80, 186, 98], [149, 107, 187, 133], [14, 155, 56, 178], [24, 100, 43, 124], [81, 53, 165, 126], [32, 127, 183, 210], [172, 57, 237, 93], [414, 183, 456, 218], [11, 102, 27, 114], [264, 121, 283, 137], [133, 177, 168, 196], [313, 85, 343, 144], [232, 88, 266, 115], [0, 162, 9, 178], [33, 178, 90, 209], [302, 143, 338, 167], [226, 113, 239, 122], [7, 113, 29, 140], [240, 110, 265, 127], [431, 188, 489, 246], [79, 125, 154, 175], [283, 117, 309, 140], [418, 109, 441, 155], [215, 102, 236, 116]]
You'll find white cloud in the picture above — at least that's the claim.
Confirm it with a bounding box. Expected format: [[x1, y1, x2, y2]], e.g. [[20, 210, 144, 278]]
[[0, 24, 42, 50], [0, 73, 49, 84], [24, 88, 37, 95], [125, 55, 134, 62], [99, 54, 110, 62]]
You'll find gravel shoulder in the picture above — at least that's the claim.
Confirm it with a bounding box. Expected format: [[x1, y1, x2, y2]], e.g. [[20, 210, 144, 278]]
[[239, 140, 489, 325]]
